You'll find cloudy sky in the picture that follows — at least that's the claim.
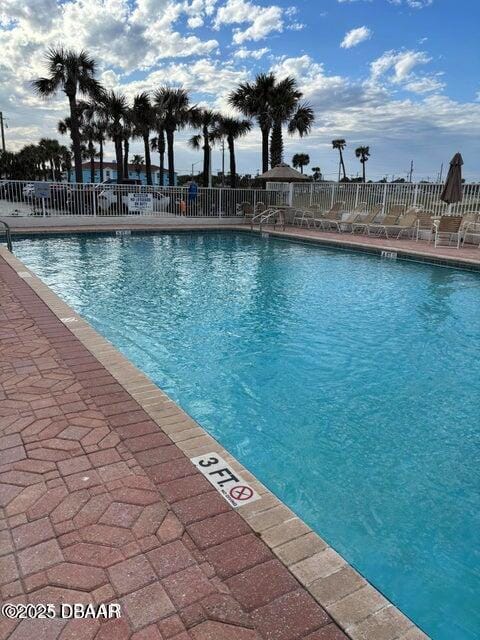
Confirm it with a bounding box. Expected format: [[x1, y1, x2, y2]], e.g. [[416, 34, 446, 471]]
[[1, 0, 479, 181]]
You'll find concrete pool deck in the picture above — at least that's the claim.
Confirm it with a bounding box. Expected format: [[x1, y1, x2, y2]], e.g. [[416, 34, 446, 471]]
[[0, 238, 432, 640]]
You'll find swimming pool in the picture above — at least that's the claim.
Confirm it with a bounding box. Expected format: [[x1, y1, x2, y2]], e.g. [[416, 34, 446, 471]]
[[14, 231, 480, 640]]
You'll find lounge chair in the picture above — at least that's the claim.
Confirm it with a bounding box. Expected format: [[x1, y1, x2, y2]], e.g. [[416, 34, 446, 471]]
[[237, 201, 254, 223], [433, 215, 463, 248], [391, 211, 420, 239], [351, 204, 383, 234], [415, 211, 434, 241], [386, 204, 407, 217], [314, 201, 345, 230], [292, 208, 315, 228], [367, 213, 400, 238], [368, 207, 418, 239], [460, 212, 480, 246]]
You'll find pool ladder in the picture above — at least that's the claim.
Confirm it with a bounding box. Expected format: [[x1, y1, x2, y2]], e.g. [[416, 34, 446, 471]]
[[250, 208, 285, 231], [0, 221, 13, 252]]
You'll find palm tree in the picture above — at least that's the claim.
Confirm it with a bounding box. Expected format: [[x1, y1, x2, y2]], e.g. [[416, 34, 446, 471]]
[[332, 139, 347, 181], [189, 109, 221, 187], [121, 108, 134, 180], [229, 73, 276, 174], [33, 48, 102, 183], [131, 92, 156, 185], [268, 77, 314, 167], [58, 103, 98, 182], [153, 88, 196, 186], [59, 146, 72, 182], [292, 153, 310, 175], [97, 90, 129, 182], [38, 138, 62, 180], [214, 116, 251, 188], [355, 146, 370, 182], [150, 132, 165, 186], [311, 166, 321, 181], [131, 154, 144, 180]]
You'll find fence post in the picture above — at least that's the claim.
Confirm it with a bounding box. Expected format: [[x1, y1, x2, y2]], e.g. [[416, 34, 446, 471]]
[[413, 183, 418, 208], [288, 183, 294, 207], [382, 183, 387, 214], [41, 197, 46, 218], [354, 183, 359, 209], [331, 183, 335, 208], [92, 185, 97, 217], [219, 189, 222, 218], [309, 182, 313, 207]]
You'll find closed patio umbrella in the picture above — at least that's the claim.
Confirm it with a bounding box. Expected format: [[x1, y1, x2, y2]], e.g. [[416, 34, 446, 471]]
[[440, 152, 463, 206]]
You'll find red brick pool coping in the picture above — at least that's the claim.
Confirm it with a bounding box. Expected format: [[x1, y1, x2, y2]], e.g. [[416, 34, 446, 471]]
[[0, 246, 429, 640]]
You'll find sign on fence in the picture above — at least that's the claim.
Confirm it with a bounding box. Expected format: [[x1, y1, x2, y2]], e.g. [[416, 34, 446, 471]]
[[34, 183, 50, 198], [127, 193, 153, 213]]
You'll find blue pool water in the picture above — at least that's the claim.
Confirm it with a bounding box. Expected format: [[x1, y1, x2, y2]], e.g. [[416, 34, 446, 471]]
[[14, 232, 480, 639]]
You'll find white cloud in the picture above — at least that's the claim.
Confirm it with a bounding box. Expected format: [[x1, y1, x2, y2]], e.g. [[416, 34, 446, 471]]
[[214, 0, 284, 44], [234, 47, 269, 59], [404, 76, 444, 93], [340, 26, 372, 49], [370, 50, 431, 83], [389, 0, 433, 8], [339, 0, 432, 5]]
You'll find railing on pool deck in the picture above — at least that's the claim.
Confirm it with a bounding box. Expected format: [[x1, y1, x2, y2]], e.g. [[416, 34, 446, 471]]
[[1, 179, 479, 219], [288, 181, 480, 216], [0, 180, 289, 219], [0, 220, 13, 251]]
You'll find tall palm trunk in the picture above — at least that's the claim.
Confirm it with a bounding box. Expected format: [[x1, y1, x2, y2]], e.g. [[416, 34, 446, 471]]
[[202, 125, 210, 188], [158, 129, 165, 186], [166, 128, 175, 186], [143, 134, 152, 185], [270, 120, 283, 168], [227, 135, 236, 189], [362, 161, 366, 183], [123, 138, 129, 179], [50, 159, 56, 181], [68, 95, 83, 183], [88, 140, 95, 182], [261, 127, 269, 174], [99, 139, 104, 182], [114, 136, 124, 182], [338, 149, 346, 181]]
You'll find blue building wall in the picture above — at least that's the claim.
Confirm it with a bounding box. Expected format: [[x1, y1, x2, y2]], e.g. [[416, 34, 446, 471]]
[[79, 167, 176, 186]]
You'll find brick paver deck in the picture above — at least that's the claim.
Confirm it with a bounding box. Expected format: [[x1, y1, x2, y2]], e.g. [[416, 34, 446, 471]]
[[0, 255, 348, 640]]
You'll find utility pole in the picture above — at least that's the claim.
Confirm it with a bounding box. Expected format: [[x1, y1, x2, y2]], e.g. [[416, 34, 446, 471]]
[[408, 160, 414, 183], [438, 162, 444, 183], [0, 112, 6, 152]]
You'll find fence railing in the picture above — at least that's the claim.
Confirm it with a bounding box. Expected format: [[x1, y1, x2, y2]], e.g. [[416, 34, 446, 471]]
[[1, 179, 479, 219], [0, 181, 289, 218], [291, 182, 480, 215]]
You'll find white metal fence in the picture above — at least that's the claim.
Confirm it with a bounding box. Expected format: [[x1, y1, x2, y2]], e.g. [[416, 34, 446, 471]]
[[290, 182, 480, 215], [1, 180, 479, 219], [0, 181, 289, 218]]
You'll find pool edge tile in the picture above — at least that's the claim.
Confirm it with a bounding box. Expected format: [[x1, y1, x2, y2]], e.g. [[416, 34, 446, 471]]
[[0, 245, 431, 640]]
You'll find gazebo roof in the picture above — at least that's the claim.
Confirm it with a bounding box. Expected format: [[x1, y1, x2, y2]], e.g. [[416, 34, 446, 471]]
[[258, 163, 309, 182]]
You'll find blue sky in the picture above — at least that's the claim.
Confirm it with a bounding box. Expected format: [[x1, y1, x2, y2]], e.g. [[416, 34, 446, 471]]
[[1, 0, 479, 180]]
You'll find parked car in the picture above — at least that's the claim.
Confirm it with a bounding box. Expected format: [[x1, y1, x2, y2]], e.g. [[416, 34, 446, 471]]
[[22, 183, 35, 200], [0, 181, 20, 200], [97, 188, 170, 214]]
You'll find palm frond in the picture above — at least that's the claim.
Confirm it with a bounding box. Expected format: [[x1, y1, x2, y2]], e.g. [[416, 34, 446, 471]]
[[188, 134, 203, 150]]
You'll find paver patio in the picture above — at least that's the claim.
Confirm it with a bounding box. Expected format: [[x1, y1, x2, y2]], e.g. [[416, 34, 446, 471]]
[[0, 254, 349, 639]]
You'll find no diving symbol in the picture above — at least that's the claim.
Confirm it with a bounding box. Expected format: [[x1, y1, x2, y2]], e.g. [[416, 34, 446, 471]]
[[229, 485, 254, 501]]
